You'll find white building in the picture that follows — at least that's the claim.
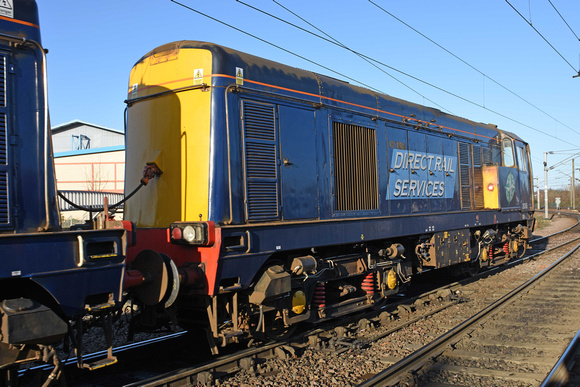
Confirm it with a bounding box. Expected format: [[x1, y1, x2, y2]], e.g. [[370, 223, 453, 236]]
[[52, 120, 125, 224], [52, 120, 124, 154]]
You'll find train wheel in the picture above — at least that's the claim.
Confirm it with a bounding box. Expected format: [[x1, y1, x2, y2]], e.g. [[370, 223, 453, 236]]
[[251, 310, 296, 341], [514, 240, 527, 258], [265, 311, 296, 340]]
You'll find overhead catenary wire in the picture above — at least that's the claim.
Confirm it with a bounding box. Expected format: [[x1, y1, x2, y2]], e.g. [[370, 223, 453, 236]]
[[505, 0, 579, 75], [170, 0, 578, 148], [237, 0, 462, 113], [270, 0, 450, 113], [368, 0, 580, 137], [245, 1, 578, 147], [169, 0, 381, 94], [547, 0, 580, 42], [547, 150, 580, 170]]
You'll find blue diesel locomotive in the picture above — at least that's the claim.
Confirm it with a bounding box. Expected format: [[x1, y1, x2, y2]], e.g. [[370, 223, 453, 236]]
[[123, 41, 534, 350], [0, 0, 126, 379]]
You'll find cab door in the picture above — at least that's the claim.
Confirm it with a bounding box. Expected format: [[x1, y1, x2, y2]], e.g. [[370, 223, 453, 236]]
[[498, 137, 521, 209], [515, 141, 531, 211]]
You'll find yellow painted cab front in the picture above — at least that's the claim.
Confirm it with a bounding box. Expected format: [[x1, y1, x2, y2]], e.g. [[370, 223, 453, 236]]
[[125, 45, 213, 228]]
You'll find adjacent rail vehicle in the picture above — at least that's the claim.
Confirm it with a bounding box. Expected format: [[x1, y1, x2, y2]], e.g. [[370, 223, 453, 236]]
[[124, 41, 534, 350], [0, 0, 126, 379]]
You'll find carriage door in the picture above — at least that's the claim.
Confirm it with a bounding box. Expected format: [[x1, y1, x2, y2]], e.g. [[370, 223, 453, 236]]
[[516, 141, 531, 211], [278, 105, 318, 220]]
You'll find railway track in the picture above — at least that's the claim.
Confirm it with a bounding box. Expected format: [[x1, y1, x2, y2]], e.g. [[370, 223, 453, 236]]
[[19, 214, 580, 386], [362, 233, 580, 385]]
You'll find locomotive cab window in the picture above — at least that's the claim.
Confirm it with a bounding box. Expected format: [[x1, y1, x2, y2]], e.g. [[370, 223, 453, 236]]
[[488, 141, 501, 165], [502, 138, 515, 168], [516, 145, 527, 172]]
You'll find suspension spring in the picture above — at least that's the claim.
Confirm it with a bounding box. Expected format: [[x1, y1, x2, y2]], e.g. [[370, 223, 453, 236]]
[[313, 282, 326, 308], [361, 272, 375, 295], [503, 242, 510, 254]]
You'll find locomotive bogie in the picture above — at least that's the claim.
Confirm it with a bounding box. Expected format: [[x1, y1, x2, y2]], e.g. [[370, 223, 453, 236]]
[[124, 41, 534, 347]]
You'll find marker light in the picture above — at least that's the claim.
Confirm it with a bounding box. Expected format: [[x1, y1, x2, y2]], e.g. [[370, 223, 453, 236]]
[[171, 227, 182, 241], [487, 183, 495, 192], [169, 221, 215, 246]]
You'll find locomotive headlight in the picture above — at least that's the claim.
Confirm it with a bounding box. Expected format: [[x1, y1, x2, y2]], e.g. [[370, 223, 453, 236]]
[[487, 183, 495, 192], [169, 221, 215, 247], [182, 226, 196, 243]]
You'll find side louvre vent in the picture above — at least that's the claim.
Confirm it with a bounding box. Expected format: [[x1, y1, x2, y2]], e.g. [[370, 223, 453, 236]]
[[0, 114, 5, 165], [459, 142, 472, 209], [0, 171, 7, 224], [472, 146, 484, 209], [242, 101, 279, 221], [0, 55, 5, 107], [0, 54, 8, 226], [332, 122, 378, 212]]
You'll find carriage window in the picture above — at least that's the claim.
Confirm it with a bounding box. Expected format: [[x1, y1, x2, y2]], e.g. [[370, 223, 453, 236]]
[[502, 138, 515, 167], [517, 146, 527, 172]]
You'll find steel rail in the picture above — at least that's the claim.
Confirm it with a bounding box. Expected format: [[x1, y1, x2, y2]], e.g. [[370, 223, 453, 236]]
[[82, 214, 580, 384], [122, 213, 579, 386], [19, 213, 580, 384], [122, 331, 323, 387], [359, 242, 580, 386], [21, 331, 188, 377], [541, 328, 580, 386], [529, 211, 580, 243]]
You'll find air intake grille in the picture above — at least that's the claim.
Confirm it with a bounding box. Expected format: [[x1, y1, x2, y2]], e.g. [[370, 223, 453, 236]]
[[0, 54, 5, 166], [242, 101, 279, 222], [332, 122, 378, 212], [473, 146, 484, 208], [0, 54, 8, 225], [459, 142, 472, 209], [0, 55, 5, 107], [0, 114, 5, 165], [0, 171, 8, 224]]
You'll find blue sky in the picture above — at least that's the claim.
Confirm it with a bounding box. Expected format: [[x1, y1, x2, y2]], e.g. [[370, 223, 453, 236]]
[[38, 1, 580, 190]]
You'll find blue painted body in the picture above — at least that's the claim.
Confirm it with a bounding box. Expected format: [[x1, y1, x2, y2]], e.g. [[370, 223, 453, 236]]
[[0, 1, 125, 318], [140, 42, 534, 294], [0, 230, 125, 315], [0, 0, 60, 233]]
